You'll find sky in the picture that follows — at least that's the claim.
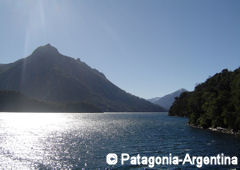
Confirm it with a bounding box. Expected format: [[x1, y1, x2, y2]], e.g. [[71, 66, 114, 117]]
[[0, 0, 239, 99]]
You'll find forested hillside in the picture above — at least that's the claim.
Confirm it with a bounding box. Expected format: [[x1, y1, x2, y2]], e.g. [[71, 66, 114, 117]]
[[169, 68, 240, 131]]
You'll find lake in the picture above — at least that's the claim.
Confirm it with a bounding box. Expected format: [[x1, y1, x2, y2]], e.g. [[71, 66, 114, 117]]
[[0, 112, 239, 169]]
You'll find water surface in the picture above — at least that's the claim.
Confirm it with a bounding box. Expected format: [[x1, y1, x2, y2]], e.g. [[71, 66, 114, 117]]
[[0, 112, 239, 169]]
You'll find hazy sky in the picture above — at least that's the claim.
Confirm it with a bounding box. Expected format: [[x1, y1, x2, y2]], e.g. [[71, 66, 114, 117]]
[[0, 0, 239, 99]]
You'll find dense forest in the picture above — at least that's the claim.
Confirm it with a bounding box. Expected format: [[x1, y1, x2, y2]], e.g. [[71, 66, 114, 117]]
[[169, 68, 240, 131]]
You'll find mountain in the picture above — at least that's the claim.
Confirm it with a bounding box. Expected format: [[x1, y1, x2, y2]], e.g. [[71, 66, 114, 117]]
[[148, 97, 161, 103], [0, 44, 164, 112], [0, 90, 56, 112], [169, 68, 240, 131], [148, 88, 187, 110], [0, 90, 101, 112]]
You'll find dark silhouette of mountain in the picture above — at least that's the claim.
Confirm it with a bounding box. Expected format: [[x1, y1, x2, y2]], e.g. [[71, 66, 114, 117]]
[[148, 88, 187, 110], [0, 90, 55, 112], [0, 44, 164, 112], [169, 68, 240, 132], [0, 90, 101, 112]]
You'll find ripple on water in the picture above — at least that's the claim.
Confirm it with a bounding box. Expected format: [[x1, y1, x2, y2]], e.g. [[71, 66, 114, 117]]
[[0, 112, 239, 169]]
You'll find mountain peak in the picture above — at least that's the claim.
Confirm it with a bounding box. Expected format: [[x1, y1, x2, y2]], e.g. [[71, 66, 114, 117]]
[[178, 88, 187, 92], [148, 88, 187, 110], [45, 43, 52, 47], [32, 43, 59, 56], [0, 45, 165, 112]]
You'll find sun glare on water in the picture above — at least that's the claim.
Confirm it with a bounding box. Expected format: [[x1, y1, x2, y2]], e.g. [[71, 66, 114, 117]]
[[0, 113, 74, 169], [0, 113, 67, 131]]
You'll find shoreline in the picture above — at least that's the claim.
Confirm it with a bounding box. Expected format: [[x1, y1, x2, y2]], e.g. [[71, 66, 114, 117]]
[[188, 123, 240, 136]]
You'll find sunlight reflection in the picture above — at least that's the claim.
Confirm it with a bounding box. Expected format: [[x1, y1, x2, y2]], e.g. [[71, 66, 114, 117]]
[[0, 113, 72, 169], [0, 113, 67, 131]]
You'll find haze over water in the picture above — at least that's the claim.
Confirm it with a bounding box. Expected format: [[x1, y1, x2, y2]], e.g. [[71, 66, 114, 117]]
[[0, 112, 239, 169]]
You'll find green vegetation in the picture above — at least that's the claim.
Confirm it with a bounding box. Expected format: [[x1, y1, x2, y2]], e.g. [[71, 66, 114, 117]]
[[169, 68, 240, 131]]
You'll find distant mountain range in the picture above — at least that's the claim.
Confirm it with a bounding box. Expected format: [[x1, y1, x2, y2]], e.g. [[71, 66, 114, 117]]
[[0, 44, 164, 112], [148, 88, 187, 110]]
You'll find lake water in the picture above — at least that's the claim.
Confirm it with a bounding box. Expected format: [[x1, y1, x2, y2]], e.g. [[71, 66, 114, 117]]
[[0, 112, 239, 169]]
